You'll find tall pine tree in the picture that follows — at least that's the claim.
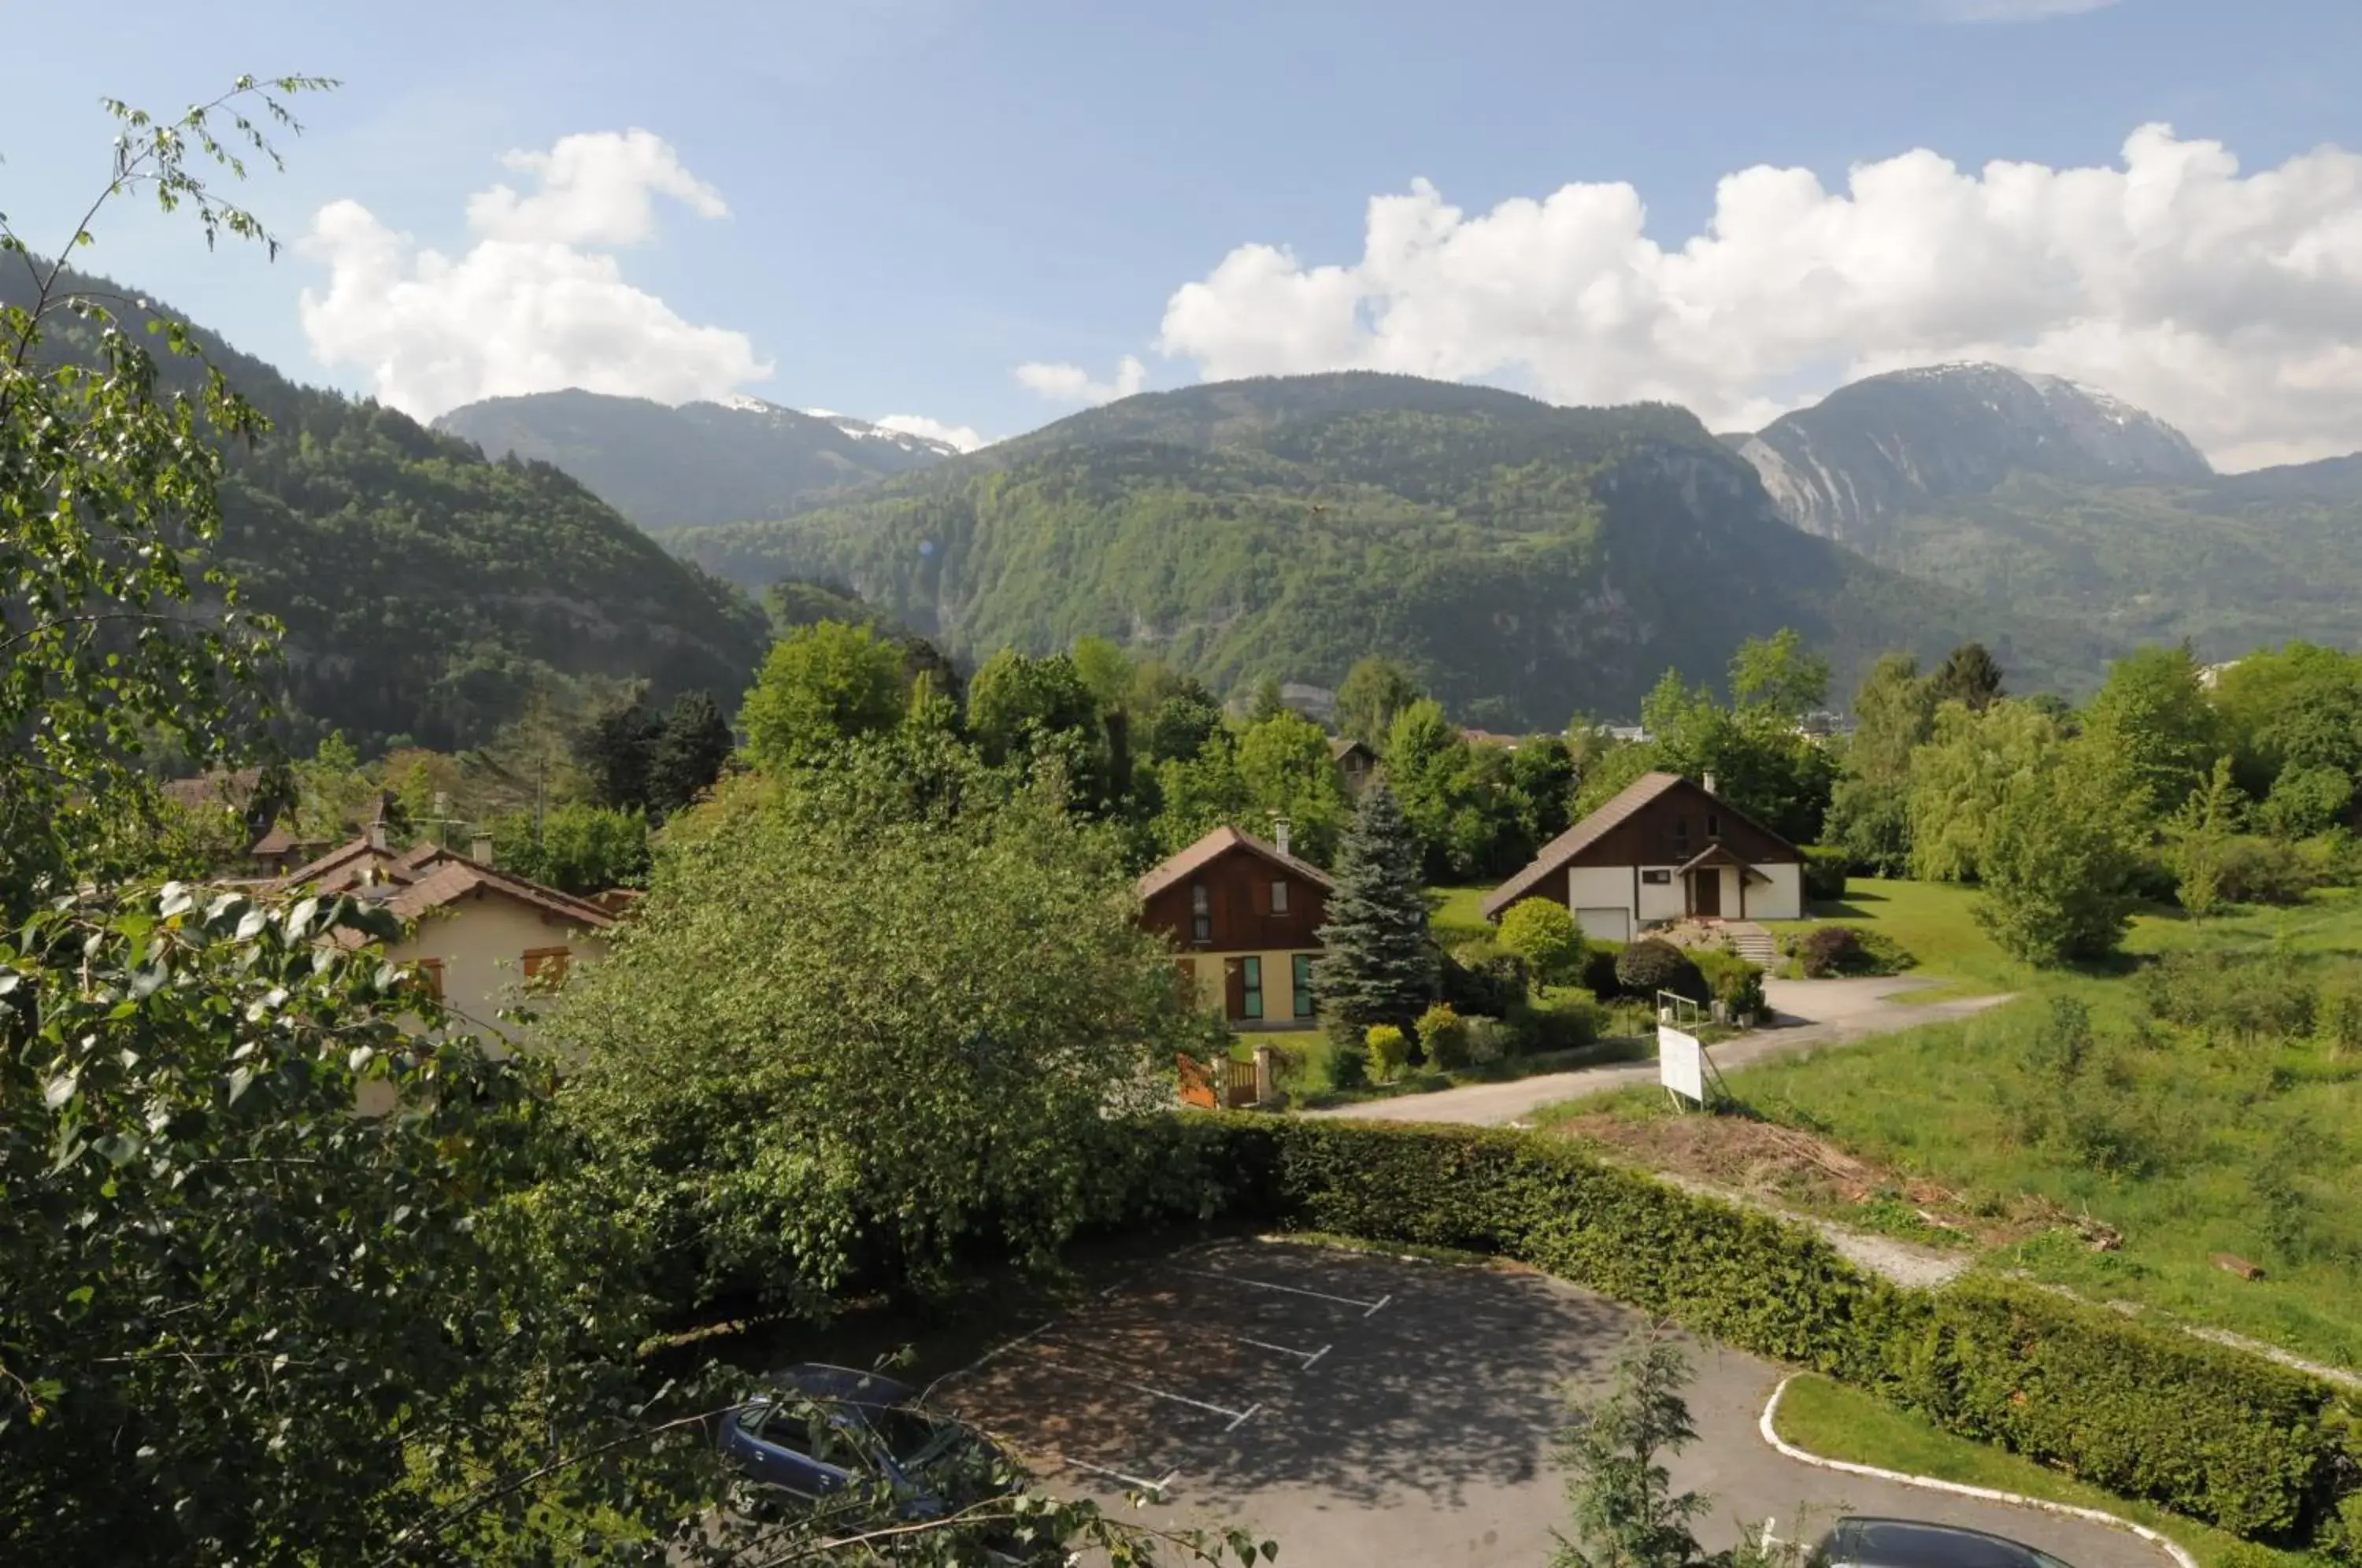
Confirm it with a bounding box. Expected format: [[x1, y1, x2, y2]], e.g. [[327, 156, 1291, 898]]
[[646, 688, 734, 815], [1314, 778, 1438, 1044]]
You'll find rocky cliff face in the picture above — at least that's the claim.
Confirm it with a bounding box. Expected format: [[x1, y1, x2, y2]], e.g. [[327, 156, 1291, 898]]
[[1738, 363, 2212, 545]]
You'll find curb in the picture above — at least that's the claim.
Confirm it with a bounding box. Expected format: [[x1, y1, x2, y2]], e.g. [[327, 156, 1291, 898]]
[[1757, 1375, 2199, 1568]]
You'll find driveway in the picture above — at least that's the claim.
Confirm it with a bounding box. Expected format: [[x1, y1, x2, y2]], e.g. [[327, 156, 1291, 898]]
[[938, 1239, 2165, 1568], [1309, 977, 2012, 1127]]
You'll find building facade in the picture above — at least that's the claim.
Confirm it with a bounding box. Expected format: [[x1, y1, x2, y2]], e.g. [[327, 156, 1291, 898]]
[[1138, 825, 1333, 1029]]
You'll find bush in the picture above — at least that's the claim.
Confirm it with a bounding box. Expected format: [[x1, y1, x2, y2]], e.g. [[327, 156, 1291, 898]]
[[2323, 982, 2362, 1057], [1794, 924, 1864, 978], [1364, 1024, 1410, 1082], [1415, 1003, 1471, 1070], [1462, 1015, 1514, 1065], [2297, 828, 2362, 889], [1442, 940, 1529, 1019], [1327, 1039, 1369, 1089], [1613, 937, 1707, 1003], [1512, 989, 1602, 1054], [2216, 835, 2318, 906], [1141, 1117, 2351, 1544], [1497, 899, 1583, 986], [1800, 843, 1850, 904], [2135, 950, 2317, 1042], [1577, 941, 1623, 998]]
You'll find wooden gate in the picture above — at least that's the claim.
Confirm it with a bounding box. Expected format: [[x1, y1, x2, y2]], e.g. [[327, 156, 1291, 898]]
[[1176, 1052, 1261, 1110], [1176, 1052, 1216, 1110]]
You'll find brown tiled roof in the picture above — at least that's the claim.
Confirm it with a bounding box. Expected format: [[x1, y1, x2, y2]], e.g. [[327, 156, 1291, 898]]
[[1136, 824, 1336, 902], [1482, 771, 1686, 918], [1329, 737, 1374, 763], [272, 837, 413, 893], [161, 767, 265, 812], [381, 860, 616, 930]]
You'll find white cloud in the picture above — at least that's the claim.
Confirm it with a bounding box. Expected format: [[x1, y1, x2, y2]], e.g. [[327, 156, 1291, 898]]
[[875, 412, 987, 453], [1013, 354, 1148, 405], [1924, 0, 2119, 20], [300, 129, 770, 420], [1153, 126, 2362, 470]]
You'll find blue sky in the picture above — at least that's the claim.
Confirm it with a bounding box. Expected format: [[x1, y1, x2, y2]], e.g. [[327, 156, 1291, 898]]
[[4, 0, 2359, 464]]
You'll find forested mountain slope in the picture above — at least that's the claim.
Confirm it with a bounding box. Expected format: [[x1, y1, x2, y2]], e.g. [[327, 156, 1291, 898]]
[[434, 389, 957, 532], [6, 267, 769, 753], [671, 373, 2107, 724]]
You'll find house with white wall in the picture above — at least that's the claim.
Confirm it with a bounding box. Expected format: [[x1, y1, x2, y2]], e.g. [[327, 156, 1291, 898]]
[[1479, 771, 1804, 940]]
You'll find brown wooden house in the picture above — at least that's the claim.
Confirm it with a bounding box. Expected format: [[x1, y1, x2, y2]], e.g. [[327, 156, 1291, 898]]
[[1138, 824, 1333, 1028], [1479, 771, 1803, 939], [1328, 737, 1377, 795]]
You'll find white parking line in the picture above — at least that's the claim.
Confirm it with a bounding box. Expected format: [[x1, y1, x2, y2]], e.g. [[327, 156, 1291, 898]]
[[1032, 1357, 1259, 1426], [1230, 1333, 1334, 1369], [1169, 1265, 1390, 1314], [1062, 1456, 1180, 1497]]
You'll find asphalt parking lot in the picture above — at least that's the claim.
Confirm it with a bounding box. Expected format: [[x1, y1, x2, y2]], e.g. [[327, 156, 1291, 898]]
[[932, 1239, 2172, 1568]]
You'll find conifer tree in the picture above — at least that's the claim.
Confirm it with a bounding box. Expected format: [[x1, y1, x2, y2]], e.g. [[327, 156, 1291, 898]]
[[1314, 778, 1438, 1042]]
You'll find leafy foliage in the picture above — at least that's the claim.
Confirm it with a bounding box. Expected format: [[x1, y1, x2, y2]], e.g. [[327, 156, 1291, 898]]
[[1614, 938, 1707, 1004], [491, 801, 650, 893], [1552, 1333, 1715, 1568], [1499, 899, 1584, 986], [739, 620, 909, 772]]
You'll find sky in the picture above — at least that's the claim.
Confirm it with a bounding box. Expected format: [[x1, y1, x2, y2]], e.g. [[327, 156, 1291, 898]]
[[3, 0, 2359, 468]]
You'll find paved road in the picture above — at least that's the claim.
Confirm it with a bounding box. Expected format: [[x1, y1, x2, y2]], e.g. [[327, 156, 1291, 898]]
[[1309, 976, 2013, 1127], [1009, 1241, 2165, 1568]]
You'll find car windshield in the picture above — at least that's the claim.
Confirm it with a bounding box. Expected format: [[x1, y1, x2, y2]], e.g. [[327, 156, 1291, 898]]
[[862, 1405, 964, 1467]]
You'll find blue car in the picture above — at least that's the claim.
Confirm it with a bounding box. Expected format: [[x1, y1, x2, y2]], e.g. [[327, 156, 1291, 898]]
[[718, 1363, 1016, 1519]]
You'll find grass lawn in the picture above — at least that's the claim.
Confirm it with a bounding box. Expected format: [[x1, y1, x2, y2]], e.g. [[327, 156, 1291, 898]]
[[1240, 1023, 1653, 1105], [1765, 876, 2031, 1000], [1427, 883, 1495, 949], [1726, 882, 2362, 1369], [1769, 1374, 2310, 1568]]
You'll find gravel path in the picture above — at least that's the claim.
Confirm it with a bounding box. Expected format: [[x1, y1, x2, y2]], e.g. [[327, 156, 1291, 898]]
[[1307, 976, 2014, 1129]]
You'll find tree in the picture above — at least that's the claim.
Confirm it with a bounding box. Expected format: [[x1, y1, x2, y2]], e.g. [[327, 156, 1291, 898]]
[[1906, 700, 2064, 882], [2259, 764, 2354, 841], [1150, 737, 1254, 858], [1070, 634, 1134, 712], [550, 760, 1220, 1310], [577, 693, 661, 810], [1508, 734, 1579, 850], [739, 620, 908, 772], [1336, 656, 1422, 749], [1247, 673, 1288, 723], [646, 687, 734, 815], [1236, 708, 1349, 864], [1727, 627, 1829, 719], [2168, 756, 2242, 919], [1553, 1331, 1713, 1568], [1142, 688, 1227, 764], [1928, 642, 2006, 712], [1824, 653, 1936, 875], [1314, 780, 1439, 1043], [1973, 737, 2145, 965], [1498, 899, 1583, 986], [2084, 642, 2219, 815], [494, 801, 651, 893]]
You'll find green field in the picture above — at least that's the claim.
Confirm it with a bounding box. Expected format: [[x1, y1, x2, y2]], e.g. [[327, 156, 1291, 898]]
[[1769, 1375, 2312, 1568], [1425, 883, 1495, 949], [1727, 879, 2362, 1369]]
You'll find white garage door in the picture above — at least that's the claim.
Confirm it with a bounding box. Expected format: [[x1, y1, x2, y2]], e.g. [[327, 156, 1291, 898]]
[[1575, 907, 1630, 943]]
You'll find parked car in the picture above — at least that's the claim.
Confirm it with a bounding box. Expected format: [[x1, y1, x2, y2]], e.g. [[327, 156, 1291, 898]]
[[718, 1363, 1022, 1525], [1809, 1517, 2078, 1568]]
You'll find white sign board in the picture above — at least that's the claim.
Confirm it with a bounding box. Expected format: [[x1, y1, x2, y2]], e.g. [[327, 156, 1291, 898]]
[[1658, 1024, 1707, 1104]]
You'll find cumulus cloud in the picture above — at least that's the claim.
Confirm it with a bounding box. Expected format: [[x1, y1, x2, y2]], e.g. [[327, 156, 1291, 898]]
[[875, 412, 987, 453], [1013, 354, 1148, 405], [301, 129, 770, 419], [1924, 0, 2119, 20], [1153, 125, 2362, 471]]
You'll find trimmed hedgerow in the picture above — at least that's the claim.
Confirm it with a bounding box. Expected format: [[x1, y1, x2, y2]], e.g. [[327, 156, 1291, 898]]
[[1113, 1115, 2353, 1548]]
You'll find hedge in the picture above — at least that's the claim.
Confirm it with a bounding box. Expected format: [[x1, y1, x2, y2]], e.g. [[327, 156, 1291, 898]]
[[1801, 844, 1851, 904], [1119, 1116, 2354, 1547]]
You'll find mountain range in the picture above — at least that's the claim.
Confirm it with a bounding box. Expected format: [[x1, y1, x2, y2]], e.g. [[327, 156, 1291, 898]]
[[663, 373, 2111, 725], [433, 390, 959, 532], [6, 268, 769, 754]]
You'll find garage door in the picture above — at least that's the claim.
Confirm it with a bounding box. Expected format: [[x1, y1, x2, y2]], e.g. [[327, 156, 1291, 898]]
[[1575, 907, 1630, 943]]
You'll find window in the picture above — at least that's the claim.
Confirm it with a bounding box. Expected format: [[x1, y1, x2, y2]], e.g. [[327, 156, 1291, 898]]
[[1292, 954, 1315, 1018], [408, 957, 445, 1002], [1239, 956, 1264, 1020], [522, 946, 571, 988], [1642, 869, 1672, 885], [1190, 883, 1212, 944], [1706, 813, 1720, 838], [1270, 879, 1290, 914]]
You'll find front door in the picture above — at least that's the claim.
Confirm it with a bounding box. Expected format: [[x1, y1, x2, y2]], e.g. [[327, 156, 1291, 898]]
[[1224, 957, 1246, 1020], [1691, 869, 1722, 918]]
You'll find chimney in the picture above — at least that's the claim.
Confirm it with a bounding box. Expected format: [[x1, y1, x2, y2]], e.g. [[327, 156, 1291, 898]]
[[367, 820, 388, 852], [472, 832, 494, 864], [1701, 771, 1718, 797], [1273, 816, 1292, 860]]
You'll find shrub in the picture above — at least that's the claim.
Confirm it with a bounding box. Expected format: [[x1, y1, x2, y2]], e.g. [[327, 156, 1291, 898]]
[[1498, 899, 1583, 986], [2323, 982, 2362, 1058], [1364, 1023, 1410, 1082], [1462, 1015, 1514, 1065], [1716, 963, 1767, 1020], [1512, 990, 1602, 1054], [1613, 937, 1707, 1003], [1415, 1003, 1471, 1070], [2297, 828, 2362, 889], [2216, 834, 2318, 906], [1141, 1117, 2351, 1544], [1442, 940, 1529, 1018], [1796, 924, 1864, 978], [1577, 941, 1623, 998], [2136, 950, 2316, 1042], [1327, 1039, 1369, 1089], [1800, 843, 1850, 904]]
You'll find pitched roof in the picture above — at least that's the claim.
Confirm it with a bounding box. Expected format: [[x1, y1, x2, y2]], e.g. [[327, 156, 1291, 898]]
[[1329, 736, 1374, 763], [161, 767, 265, 812], [273, 836, 412, 893], [1481, 770, 1801, 917], [1136, 824, 1336, 902], [373, 859, 616, 930]]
